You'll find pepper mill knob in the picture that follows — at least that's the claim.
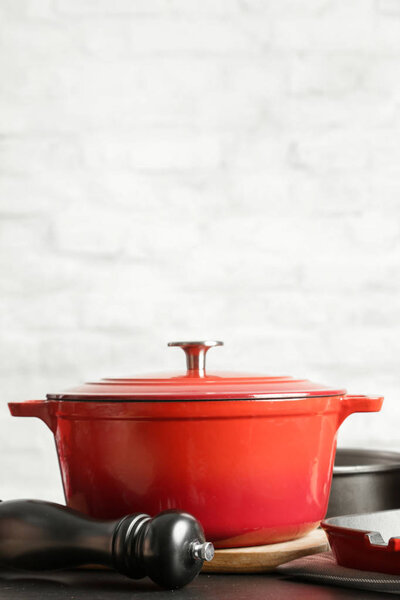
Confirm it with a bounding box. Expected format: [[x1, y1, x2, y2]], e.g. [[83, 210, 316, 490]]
[[114, 509, 214, 589], [168, 340, 223, 375]]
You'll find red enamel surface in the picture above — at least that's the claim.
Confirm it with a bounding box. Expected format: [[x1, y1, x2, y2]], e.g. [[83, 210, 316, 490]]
[[323, 524, 400, 575], [46, 371, 347, 401], [9, 394, 383, 548]]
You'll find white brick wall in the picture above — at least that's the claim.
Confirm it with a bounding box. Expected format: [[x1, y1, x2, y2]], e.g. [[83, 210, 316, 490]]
[[1, 0, 400, 501]]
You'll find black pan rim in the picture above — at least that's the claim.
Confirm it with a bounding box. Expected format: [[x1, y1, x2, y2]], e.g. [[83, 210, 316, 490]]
[[334, 448, 400, 475]]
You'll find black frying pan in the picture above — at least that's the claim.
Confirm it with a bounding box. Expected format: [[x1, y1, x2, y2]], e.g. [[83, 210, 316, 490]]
[[327, 448, 400, 518]]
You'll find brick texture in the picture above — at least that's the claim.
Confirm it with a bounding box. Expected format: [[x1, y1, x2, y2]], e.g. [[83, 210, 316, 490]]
[[0, 0, 400, 501]]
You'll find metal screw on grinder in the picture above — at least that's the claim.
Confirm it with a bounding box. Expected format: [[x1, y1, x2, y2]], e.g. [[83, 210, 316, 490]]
[[191, 541, 215, 562]]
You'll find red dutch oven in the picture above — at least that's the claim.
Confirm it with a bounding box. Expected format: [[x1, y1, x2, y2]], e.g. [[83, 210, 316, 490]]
[[9, 341, 383, 549]]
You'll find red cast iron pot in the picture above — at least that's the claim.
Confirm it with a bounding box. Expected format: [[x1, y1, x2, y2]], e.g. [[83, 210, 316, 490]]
[[9, 341, 383, 549]]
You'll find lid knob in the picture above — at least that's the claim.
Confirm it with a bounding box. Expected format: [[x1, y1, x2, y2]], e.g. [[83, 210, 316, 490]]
[[168, 341, 223, 376]]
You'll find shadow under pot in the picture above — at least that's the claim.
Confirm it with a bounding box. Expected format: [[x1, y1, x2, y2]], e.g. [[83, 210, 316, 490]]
[[9, 340, 383, 549]]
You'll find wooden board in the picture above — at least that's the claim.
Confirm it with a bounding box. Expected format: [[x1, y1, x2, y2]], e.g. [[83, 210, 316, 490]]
[[202, 529, 329, 573]]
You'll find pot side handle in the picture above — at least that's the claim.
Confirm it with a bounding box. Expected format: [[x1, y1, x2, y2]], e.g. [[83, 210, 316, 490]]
[[340, 394, 383, 423], [8, 400, 56, 432]]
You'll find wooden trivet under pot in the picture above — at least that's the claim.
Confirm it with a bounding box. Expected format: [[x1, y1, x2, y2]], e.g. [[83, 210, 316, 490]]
[[202, 529, 329, 573]]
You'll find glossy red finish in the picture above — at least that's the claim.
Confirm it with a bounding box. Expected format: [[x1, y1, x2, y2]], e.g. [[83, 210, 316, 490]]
[[9, 394, 383, 548], [322, 521, 400, 575], [46, 372, 346, 402]]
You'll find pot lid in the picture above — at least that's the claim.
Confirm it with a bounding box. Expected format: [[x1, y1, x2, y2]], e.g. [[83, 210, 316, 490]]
[[47, 341, 346, 401]]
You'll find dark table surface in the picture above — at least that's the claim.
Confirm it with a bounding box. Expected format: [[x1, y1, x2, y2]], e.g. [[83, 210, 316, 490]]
[[0, 569, 396, 600]]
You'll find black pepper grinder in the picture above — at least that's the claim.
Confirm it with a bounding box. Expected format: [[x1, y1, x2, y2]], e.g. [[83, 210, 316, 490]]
[[0, 500, 214, 589]]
